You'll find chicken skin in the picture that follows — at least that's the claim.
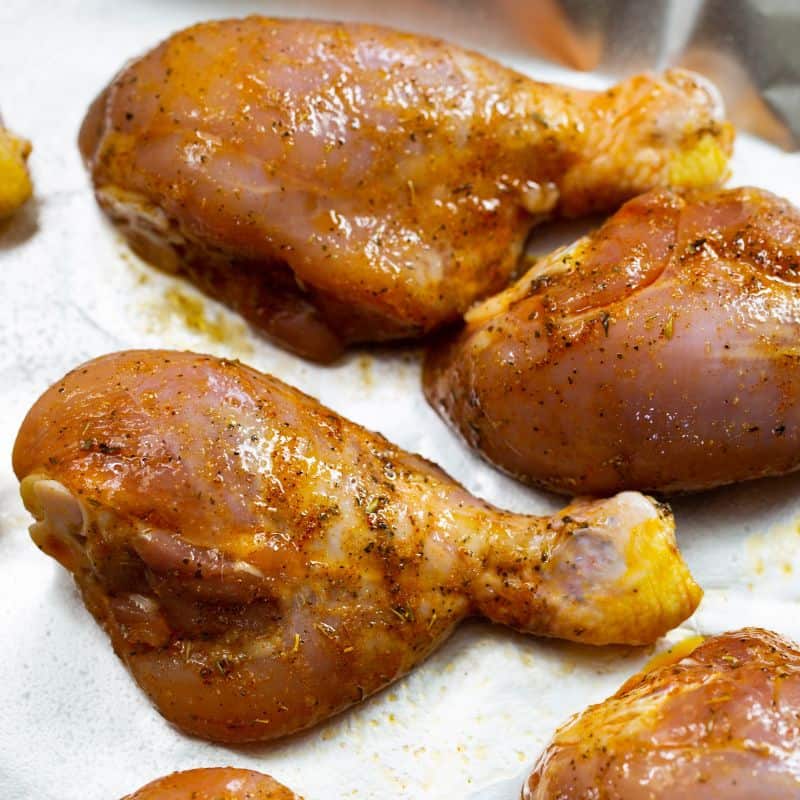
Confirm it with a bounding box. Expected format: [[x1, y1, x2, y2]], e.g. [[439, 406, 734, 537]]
[[13, 350, 700, 743], [79, 17, 733, 361], [524, 628, 800, 799], [121, 768, 300, 800], [425, 187, 800, 495]]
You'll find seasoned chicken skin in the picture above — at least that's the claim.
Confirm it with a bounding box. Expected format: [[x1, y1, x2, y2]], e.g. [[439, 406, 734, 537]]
[[79, 17, 733, 361], [524, 628, 800, 799], [121, 768, 300, 800], [425, 187, 800, 495], [14, 350, 700, 743]]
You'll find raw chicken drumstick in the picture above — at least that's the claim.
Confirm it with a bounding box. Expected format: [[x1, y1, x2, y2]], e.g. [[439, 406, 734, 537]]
[[79, 16, 733, 361], [121, 768, 301, 800], [14, 350, 700, 743], [425, 186, 800, 495], [525, 628, 800, 799]]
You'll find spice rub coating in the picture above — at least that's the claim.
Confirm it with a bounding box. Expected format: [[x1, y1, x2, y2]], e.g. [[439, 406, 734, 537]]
[[121, 768, 301, 800], [425, 187, 800, 494], [525, 628, 800, 799], [14, 350, 700, 742], [80, 16, 732, 361]]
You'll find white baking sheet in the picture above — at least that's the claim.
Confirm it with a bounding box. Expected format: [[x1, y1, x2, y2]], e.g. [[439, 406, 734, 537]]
[[1, 2, 800, 798]]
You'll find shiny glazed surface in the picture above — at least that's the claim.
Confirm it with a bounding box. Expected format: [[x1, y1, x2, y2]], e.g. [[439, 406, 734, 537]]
[[13, 350, 700, 742], [524, 628, 800, 799], [121, 768, 300, 800], [79, 16, 733, 361], [425, 186, 800, 494]]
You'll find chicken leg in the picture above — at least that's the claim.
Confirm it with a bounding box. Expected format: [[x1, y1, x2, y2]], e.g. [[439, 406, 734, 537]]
[[121, 768, 301, 800], [425, 186, 800, 494], [525, 628, 800, 799], [14, 350, 701, 742], [79, 17, 733, 361]]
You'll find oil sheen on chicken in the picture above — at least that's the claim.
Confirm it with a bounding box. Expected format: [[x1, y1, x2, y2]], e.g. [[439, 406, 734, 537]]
[[425, 187, 800, 495], [79, 17, 733, 361], [524, 628, 800, 799], [14, 350, 701, 742], [121, 768, 301, 800]]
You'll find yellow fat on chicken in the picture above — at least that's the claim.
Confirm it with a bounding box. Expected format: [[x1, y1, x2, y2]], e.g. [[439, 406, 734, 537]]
[[0, 127, 32, 219]]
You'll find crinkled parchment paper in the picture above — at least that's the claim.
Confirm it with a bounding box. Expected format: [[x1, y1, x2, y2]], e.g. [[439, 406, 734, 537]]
[[1, 2, 799, 798]]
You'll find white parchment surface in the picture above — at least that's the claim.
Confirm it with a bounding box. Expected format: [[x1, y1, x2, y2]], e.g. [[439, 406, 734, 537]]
[[1, 2, 800, 798]]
